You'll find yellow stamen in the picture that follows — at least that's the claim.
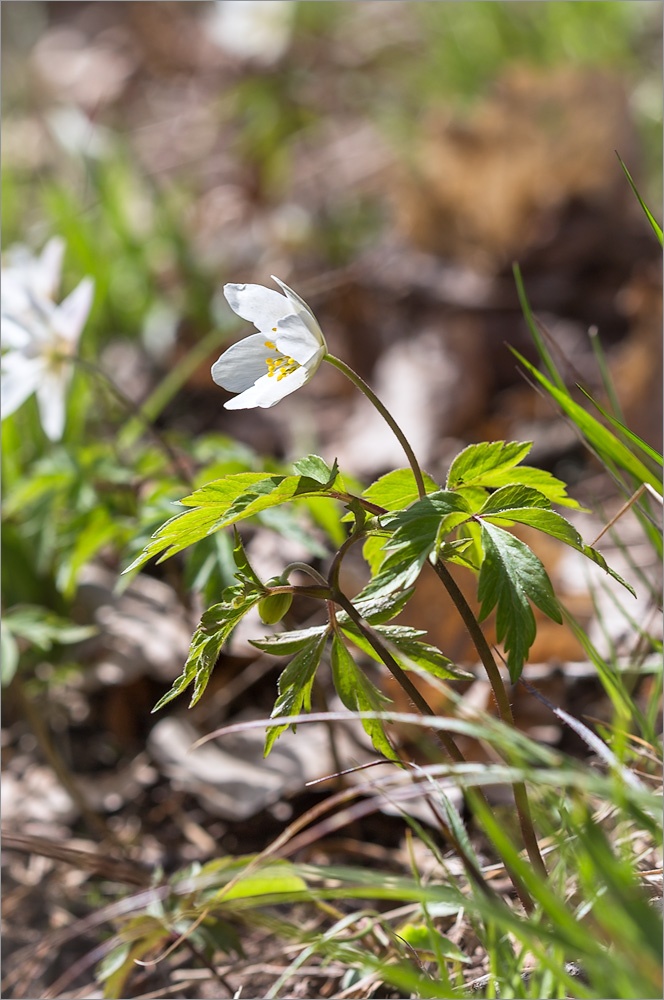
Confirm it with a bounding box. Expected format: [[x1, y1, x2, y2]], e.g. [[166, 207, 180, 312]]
[[263, 344, 301, 381]]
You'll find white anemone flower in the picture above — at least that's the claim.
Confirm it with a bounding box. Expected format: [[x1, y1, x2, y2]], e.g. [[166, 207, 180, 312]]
[[212, 276, 327, 410], [205, 0, 294, 66], [1, 239, 94, 440]]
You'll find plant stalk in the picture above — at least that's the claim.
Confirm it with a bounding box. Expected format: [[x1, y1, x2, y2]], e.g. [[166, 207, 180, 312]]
[[324, 350, 544, 882], [432, 558, 547, 876], [323, 354, 427, 499], [332, 590, 535, 912]]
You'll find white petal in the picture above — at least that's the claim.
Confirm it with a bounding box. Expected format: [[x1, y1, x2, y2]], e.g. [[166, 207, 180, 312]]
[[223, 283, 293, 331], [211, 332, 273, 392], [302, 345, 327, 377], [0, 354, 43, 419], [1, 314, 33, 350], [271, 275, 326, 347], [274, 313, 323, 366], [35, 370, 69, 440], [224, 365, 311, 409], [38, 237, 66, 299], [53, 277, 94, 345]]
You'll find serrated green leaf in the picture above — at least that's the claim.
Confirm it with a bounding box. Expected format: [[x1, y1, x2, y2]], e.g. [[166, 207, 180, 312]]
[[447, 440, 583, 509], [177, 473, 274, 508], [481, 506, 580, 546], [249, 625, 329, 654], [341, 623, 470, 681], [331, 634, 397, 760], [292, 454, 339, 486], [264, 633, 328, 755], [153, 591, 261, 712], [478, 521, 562, 682], [362, 468, 439, 511], [221, 474, 332, 523], [511, 349, 662, 494], [478, 503, 635, 594], [338, 587, 416, 625], [447, 441, 532, 489], [478, 484, 551, 514], [232, 527, 264, 589], [476, 466, 585, 509], [124, 472, 336, 574], [364, 492, 471, 597]]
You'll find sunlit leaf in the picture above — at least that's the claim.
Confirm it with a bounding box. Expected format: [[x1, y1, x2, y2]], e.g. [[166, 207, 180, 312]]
[[478, 521, 562, 681], [331, 634, 397, 760], [363, 468, 439, 511], [265, 633, 328, 755]]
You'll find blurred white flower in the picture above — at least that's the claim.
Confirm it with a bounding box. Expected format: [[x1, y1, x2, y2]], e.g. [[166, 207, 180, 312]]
[[1, 239, 94, 440], [212, 276, 327, 409], [205, 0, 295, 65], [46, 105, 112, 159]]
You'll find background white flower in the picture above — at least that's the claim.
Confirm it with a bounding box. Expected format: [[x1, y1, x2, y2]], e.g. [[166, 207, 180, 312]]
[[1, 239, 94, 440], [212, 276, 327, 410], [204, 0, 295, 66]]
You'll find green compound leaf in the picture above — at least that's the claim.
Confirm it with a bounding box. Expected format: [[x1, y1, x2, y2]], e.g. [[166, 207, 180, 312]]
[[477, 521, 562, 682], [124, 472, 337, 574], [447, 441, 532, 488], [331, 634, 397, 760], [339, 587, 416, 625], [153, 589, 262, 712], [265, 633, 328, 755], [232, 527, 264, 589], [446, 440, 584, 509], [477, 484, 552, 514], [363, 468, 439, 511], [341, 623, 471, 681], [292, 454, 339, 486], [250, 625, 329, 655], [364, 492, 471, 598], [477, 499, 636, 597]]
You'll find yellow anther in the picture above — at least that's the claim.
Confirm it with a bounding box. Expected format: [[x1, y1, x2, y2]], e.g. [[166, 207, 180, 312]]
[[264, 340, 276, 350]]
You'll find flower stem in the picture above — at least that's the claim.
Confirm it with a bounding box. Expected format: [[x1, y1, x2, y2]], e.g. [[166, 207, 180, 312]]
[[432, 558, 547, 877], [323, 354, 426, 499]]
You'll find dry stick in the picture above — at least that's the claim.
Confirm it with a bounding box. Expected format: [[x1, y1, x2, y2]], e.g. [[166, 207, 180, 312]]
[[431, 559, 547, 878]]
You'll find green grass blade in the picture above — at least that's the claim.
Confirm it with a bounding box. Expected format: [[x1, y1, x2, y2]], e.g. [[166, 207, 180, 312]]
[[577, 386, 663, 468], [513, 263, 567, 392], [616, 152, 663, 246], [511, 348, 662, 495]]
